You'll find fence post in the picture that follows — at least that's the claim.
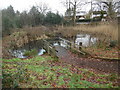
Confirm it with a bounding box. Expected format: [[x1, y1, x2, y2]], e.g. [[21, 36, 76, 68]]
[[69, 42, 71, 49], [79, 42, 82, 50], [74, 43, 76, 48], [47, 42, 50, 55], [71, 42, 74, 48], [58, 41, 60, 45]]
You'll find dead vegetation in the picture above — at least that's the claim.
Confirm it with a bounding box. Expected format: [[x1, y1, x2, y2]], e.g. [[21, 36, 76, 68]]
[[2, 23, 119, 59], [2, 26, 51, 58], [57, 23, 118, 41]]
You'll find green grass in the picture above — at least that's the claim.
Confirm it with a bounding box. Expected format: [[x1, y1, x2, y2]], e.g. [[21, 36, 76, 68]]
[[23, 49, 38, 57], [2, 55, 119, 88], [3, 58, 21, 62]]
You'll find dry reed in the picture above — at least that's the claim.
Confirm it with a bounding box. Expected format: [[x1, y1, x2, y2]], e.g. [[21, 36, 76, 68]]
[[58, 23, 118, 41]]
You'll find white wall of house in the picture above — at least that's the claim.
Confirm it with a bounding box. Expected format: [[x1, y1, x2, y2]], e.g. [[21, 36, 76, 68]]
[[91, 13, 107, 19]]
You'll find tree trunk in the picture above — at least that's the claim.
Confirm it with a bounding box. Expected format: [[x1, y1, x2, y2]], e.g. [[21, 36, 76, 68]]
[[73, 2, 76, 26]]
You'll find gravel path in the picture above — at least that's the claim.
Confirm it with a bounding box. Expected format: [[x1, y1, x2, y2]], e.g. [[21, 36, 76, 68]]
[[55, 46, 119, 74]]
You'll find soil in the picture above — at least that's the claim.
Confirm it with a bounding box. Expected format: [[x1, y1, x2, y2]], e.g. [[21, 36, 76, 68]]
[[55, 46, 119, 74]]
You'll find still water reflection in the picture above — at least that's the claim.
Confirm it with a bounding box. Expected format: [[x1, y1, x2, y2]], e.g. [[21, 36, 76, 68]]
[[75, 34, 98, 47]]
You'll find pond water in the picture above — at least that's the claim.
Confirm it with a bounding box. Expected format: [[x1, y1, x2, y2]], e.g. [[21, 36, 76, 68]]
[[53, 41, 68, 48], [10, 48, 46, 58], [10, 34, 98, 58], [9, 40, 46, 58], [75, 34, 98, 47], [52, 34, 98, 48]]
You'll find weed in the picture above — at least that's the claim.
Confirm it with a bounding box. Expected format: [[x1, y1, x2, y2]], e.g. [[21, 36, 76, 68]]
[[23, 49, 38, 57], [97, 78, 106, 82], [52, 57, 59, 62], [107, 73, 118, 81]]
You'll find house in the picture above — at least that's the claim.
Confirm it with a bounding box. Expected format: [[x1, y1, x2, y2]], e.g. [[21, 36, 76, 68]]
[[91, 11, 107, 21], [76, 11, 87, 20], [65, 11, 87, 20]]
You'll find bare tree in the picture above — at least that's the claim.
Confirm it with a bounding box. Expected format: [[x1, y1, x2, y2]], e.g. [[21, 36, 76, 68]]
[[93, 0, 120, 20], [35, 2, 50, 14], [63, 0, 86, 25]]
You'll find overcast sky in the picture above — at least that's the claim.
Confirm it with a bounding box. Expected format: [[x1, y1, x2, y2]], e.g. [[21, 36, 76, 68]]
[[0, 0, 92, 15]]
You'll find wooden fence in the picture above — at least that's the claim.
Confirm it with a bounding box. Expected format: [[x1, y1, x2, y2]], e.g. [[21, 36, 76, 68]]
[[42, 37, 119, 61], [59, 37, 86, 55], [42, 39, 56, 57], [42, 37, 86, 57]]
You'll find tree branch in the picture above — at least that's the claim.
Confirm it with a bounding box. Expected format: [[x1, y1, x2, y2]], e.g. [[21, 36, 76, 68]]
[[101, 2, 109, 6]]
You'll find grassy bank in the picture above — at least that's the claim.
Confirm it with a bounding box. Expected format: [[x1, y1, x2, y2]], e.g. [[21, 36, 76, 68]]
[[2, 55, 119, 88]]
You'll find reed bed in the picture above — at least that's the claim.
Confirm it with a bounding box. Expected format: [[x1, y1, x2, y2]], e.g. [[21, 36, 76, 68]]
[[59, 23, 118, 41]]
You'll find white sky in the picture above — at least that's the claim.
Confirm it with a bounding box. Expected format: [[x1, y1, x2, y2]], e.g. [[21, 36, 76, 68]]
[[0, 0, 92, 15]]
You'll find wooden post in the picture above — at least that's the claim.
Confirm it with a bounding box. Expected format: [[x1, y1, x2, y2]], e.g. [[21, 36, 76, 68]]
[[69, 42, 71, 49], [66, 42, 68, 48], [47, 42, 50, 55], [79, 42, 82, 50], [58, 41, 60, 45], [72, 42, 75, 48]]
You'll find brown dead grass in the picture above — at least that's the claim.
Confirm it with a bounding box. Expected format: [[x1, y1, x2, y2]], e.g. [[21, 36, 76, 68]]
[[0, 39, 2, 58], [58, 23, 118, 41]]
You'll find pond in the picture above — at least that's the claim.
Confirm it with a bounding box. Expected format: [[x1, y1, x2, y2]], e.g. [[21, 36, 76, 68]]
[[51, 34, 98, 48], [9, 34, 98, 58], [9, 40, 46, 58], [10, 48, 46, 58], [75, 34, 98, 47]]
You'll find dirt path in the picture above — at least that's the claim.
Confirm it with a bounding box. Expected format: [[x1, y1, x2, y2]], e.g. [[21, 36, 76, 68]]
[[55, 46, 119, 74]]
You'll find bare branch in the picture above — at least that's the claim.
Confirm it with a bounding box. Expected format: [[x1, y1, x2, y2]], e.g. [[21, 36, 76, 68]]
[[35, 2, 50, 14], [69, 2, 74, 6], [101, 2, 109, 6]]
